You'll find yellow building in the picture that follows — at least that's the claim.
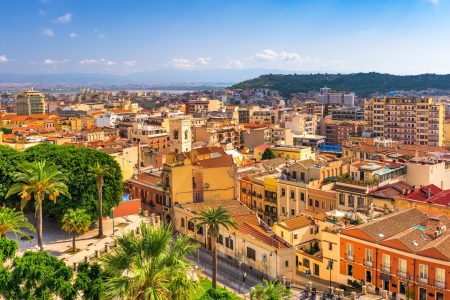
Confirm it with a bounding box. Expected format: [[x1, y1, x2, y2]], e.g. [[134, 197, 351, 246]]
[[273, 213, 342, 283], [270, 145, 314, 161], [162, 147, 236, 220], [174, 200, 296, 282], [264, 176, 278, 226]]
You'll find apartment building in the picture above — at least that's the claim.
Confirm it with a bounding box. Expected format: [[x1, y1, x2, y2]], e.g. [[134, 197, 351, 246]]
[[325, 119, 365, 146], [250, 110, 278, 124], [127, 124, 169, 151], [238, 105, 260, 123], [340, 208, 449, 300], [294, 101, 325, 118], [285, 114, 318, 134], [193, 121, 243, 149], [243, 126, 293, 149], [364, 97, 445, 146], [16, 89, 46, 116]]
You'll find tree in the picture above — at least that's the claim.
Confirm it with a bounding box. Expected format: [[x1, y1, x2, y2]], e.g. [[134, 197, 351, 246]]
[[23, 144, 123, 221], [88, 162, 112, 238], [192, 207, 237, 289], [74, 262, 105, 300], [0, 146, 24, 205], [261, 148, 276, 160], [250, 279, 291, 300], [101, 222, 198, 300], [61, 208, 91, 252], [0, 206, 35, 239], [7, 251, 76, 300], [6, 160, 70, 250]]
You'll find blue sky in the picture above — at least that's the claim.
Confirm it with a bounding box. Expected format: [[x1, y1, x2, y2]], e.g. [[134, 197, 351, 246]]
[[0, 0, 449, 75]]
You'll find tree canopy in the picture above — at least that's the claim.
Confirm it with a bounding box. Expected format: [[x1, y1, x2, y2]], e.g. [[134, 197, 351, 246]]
[[0, 144, 123, 221], [231, 72, 450, 98], [261, 148, 276, 160]]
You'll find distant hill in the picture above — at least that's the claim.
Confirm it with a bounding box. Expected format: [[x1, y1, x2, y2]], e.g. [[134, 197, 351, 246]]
[[231, 72, 450, 97]]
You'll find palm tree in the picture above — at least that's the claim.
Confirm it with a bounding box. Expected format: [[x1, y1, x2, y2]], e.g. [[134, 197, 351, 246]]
[[89, 162, 112, 238], [61, 208, 91, 252], [0, 206, 35, 239], [101, 222, 198, 300], [6, 160, 70, 250], [250, 279, 291, 300], [192, 206, 237, 289]]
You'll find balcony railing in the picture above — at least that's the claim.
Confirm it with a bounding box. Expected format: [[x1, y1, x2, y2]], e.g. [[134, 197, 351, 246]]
[[398, 270, 408, 279], [345, 253, 354, 262], [364, 259, 373, 268], [435, 280, 445, 289], [418, 277, 428, 285], [381, 265, 391, 273]]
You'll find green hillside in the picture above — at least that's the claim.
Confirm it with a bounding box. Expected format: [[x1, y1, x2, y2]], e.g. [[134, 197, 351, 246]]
[[231, 72, 450, 97]]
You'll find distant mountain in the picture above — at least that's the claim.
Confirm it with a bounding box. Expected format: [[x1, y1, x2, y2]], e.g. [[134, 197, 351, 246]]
[[231, 72, 450, 97], [0, 68, 290, 86]]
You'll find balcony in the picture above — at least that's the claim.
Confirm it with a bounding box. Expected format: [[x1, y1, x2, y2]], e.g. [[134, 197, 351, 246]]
[[381, 265, 391, 274], [364, 259, 373, 268], [418, 277, 428, 285], [435, 280, 445, 289], [345, 253, 354, 262], [398, 270, 408, 279]]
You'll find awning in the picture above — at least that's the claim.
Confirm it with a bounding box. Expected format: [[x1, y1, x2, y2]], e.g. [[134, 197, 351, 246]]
[[380, 273, 391, 281]]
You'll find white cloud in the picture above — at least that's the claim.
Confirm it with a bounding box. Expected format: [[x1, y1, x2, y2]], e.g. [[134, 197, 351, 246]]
[[124, 60, 137, 67], [80, 58, 117, 66], [168, 57, 211, 69], [69, 32, 79, 38], [0, 55, 8, 62], [43, 59, 57, 65], [226, 58, 244, 69], [54, 13, 72, 24], [42, 28, 54, 37], [43, 58, 68, 65], [254, 49, 302, 62]]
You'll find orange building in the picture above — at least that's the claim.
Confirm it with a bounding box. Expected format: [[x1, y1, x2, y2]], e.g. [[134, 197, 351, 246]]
[[340, 209, 449, 300]]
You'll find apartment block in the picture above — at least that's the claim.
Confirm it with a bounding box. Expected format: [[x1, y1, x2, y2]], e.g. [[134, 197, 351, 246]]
[[16, 89, 46, 116], [364, 97, 445, 146]]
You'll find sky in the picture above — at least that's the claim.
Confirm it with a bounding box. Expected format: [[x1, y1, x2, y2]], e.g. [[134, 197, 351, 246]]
[[0, 0, 449, 75]]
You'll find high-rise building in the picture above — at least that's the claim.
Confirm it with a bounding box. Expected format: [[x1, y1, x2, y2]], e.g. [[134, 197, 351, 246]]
[[16, 89, 46, 116], [364, 97, 445, 146]]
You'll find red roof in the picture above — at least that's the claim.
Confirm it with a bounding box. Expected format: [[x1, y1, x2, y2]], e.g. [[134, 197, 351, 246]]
[[405, 184, 442, 202], [254, 143, 273, 151]]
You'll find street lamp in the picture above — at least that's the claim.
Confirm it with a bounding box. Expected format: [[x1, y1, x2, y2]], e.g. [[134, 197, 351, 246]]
[[327, 259, 334, 296]]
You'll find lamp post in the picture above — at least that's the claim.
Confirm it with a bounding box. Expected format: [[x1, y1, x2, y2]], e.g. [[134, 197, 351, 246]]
[[327, 259, 334, 296], [111, 207, 115, 236]]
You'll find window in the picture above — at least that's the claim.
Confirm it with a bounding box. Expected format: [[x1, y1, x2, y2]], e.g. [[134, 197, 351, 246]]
[[436, 268, 445, 286], [398, 258, 407, 274], [348, 195, 355, 207], [330, 203, 335, 210], [247, 247, 256, 260], [347, 264, 353, 276], [290, 191, 295, 199], [357, 196, 364, 207], [197, 226, 203, 236], [339, 194, 345, 205], [322, 201, 326, 209], [217, 234, 223, 245], [399, 282, 406, 295], [309, 199, 313, 207], [300, 172, 305, 181], [294, 234, 298, 240], [188, 221, 194, 231], [346, 243, 354, 258], [314, 264, 320, 276], [281, 188, 286, 197], [281, 231, 284, 238], [291, 208, 295, 216], [328, 242, 333, 251], [285, 261, 289, 267], [419, 264, 428, 280], [303, 258, 310, 268], [300, 192, 305, 201], [225, 237, 234, 250], [365, 249, 373, 263], [282, 206, 286, 214], [292, 171, 297, 179], [315, 200, 319, 208], [382, 254, 391, 272], [180, 218, 185, 228]]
